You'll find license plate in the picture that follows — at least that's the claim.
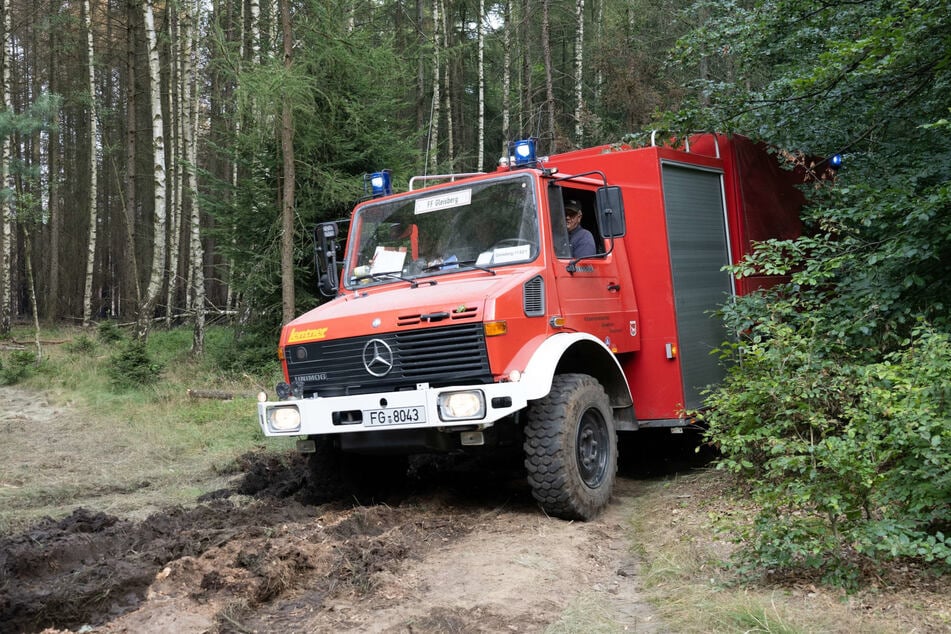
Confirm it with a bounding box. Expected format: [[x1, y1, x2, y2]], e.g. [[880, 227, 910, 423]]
[[365, 406, 426, 426]]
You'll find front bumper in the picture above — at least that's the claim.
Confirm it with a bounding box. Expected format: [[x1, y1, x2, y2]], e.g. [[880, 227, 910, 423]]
[[257, 381, 528, 437]]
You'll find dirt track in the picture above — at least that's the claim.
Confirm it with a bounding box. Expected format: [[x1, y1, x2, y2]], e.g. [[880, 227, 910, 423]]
[[0, 436, 695, 633]]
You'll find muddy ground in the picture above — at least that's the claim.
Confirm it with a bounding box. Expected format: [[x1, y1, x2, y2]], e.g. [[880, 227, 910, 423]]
[[1, 428, 701, 633]]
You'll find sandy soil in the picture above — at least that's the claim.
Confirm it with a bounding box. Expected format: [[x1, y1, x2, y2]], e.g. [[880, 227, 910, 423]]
[[0, 386, 672, 634]]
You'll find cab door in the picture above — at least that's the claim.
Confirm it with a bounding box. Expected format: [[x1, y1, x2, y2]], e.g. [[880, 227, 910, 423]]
[[549, 186, 640, 354]]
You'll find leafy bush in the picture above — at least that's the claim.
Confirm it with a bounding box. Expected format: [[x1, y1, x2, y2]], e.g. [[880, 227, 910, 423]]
[[704, 314, 951, 586], [0, 350, 39, 385], [107, 340, 164, 389]]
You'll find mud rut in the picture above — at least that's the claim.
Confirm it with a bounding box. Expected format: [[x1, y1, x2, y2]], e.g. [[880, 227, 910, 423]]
[[1, 440, 695, 633]]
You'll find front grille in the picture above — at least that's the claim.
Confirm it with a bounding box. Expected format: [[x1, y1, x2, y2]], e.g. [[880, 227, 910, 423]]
[[284, 323, 490, 396]]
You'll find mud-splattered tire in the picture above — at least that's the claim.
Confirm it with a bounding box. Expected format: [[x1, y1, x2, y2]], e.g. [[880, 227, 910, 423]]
[[307, 437, 349, 503], [523, 373, 617, 520]]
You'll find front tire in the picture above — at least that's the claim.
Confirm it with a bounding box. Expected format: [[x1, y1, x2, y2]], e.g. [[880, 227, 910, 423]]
[[307, 437, 408, 504], [307, 437, 348, 503], [523, 373, 617, 520]]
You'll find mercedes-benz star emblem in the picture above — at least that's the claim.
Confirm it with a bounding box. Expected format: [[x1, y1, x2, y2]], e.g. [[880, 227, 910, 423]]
[[362, 339, 394, 377]]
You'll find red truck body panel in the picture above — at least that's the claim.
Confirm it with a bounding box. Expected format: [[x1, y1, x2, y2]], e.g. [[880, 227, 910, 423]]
[[533, 135, 805, 420]]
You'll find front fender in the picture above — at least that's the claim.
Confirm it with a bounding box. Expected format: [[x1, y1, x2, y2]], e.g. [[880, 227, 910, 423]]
[[519, 333, 633, 412]]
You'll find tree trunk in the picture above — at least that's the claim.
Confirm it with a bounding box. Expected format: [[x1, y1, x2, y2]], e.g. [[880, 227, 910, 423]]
[[47, 89, 60, 321], [416, 0, 426, 153], [501, 0, 511, 143], [124, 0, 141, 312], [428, 0, 441, 172], [0, 0, 12, 334], [166, 8, 182, 327], [573, 0, 585, 143], [184, 0, 205, 355], [279, 0, 296, 324], [542, 0, 556, 153], [440, 0, 453, 169], [519, 0, 530, 137], [82, 0, 99, 327], [477, 0, 485, 171], [594, 0, 603, 113], [23, 225, 41, 360], [136, 0, 168, 341], [249, 0, 260, 60]]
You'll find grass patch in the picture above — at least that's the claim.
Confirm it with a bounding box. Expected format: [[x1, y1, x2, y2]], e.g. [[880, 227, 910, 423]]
[[0, 323, 285, 533], [622, 471, 950, 633], [547, 593, 622, 633]]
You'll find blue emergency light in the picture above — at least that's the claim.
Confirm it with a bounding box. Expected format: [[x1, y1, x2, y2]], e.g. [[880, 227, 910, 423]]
[[511, 139, 537, 167], [829, 154, 843, 170], [368, 171, 392, 197]]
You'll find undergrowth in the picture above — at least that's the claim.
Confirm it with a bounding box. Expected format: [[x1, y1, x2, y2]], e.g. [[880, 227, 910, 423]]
[[704, 306, 951, 588]]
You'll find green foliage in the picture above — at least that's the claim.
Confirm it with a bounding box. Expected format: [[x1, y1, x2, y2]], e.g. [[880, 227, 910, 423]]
[[206, 0, 419, 328], [705, 304, 951, 585], [107, 340, 164, 390], [669, 0, 951, 586], [0, 351, 40, 386], [210, 324, 282, 378], [64, 335, 97, 356], [97, 321, 125, 344]]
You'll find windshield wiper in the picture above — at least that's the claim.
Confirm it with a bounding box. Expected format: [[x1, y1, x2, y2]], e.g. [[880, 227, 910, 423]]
[[351, 270, 437, 288], [420, 259, 497, 276], [455, 260, 497, 275]]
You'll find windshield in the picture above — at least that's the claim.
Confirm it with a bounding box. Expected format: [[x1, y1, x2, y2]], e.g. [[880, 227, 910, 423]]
[[345, 174, 539, 288]]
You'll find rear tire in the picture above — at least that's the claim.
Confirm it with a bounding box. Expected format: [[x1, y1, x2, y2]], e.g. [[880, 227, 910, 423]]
[[523, 373, 617, 520]]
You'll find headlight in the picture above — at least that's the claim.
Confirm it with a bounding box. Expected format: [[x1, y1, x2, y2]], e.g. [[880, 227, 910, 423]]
[[267, 406, 302, 432], [437, 390, 485, 421]]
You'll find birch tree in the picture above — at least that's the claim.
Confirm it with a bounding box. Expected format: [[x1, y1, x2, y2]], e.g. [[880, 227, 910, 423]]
[[81, 0, 99, 326], [476, 0, 485, 171], [541, 0, 556, 151], [427, 0, 441, 171], [0, 0, 12, 334], [501, 0, 511, 143], [183, 0, 205, 354], [165, 7, 182, 326], [573, 0, 585, 142], [136, 0, 167, 341], [440, 0, 453, 168]]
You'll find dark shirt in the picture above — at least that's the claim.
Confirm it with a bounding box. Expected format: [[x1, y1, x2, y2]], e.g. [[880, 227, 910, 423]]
[[569, 226, 596, 257]]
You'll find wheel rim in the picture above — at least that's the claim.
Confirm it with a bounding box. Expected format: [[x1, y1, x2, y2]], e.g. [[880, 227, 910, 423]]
[[576, 408, 609, 488]]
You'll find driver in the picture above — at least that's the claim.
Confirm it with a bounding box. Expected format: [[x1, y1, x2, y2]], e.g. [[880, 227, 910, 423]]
[[565, 199, 596, 257]]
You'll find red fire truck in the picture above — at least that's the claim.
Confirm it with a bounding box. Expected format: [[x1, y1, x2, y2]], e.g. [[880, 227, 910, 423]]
[[256, 133, 807, 520]]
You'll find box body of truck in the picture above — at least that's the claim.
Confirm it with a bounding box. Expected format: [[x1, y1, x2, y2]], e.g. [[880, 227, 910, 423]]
[[257, 133, 807, 519]]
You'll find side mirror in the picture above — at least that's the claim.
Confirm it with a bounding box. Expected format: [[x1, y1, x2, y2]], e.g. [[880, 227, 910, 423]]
[[315, 222, 341, 297], [595, 186, 626, 238]]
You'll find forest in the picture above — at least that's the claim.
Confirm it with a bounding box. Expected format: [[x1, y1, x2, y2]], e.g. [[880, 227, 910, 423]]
[[1, 0, 949, 583], [0, 0, 693, 341]]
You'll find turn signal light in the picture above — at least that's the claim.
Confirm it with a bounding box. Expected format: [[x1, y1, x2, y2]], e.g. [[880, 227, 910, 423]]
[[484, 321, 508, 337]]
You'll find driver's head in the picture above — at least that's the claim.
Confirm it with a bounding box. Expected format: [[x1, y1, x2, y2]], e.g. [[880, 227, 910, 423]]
[[565, 199, 582, 230]]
